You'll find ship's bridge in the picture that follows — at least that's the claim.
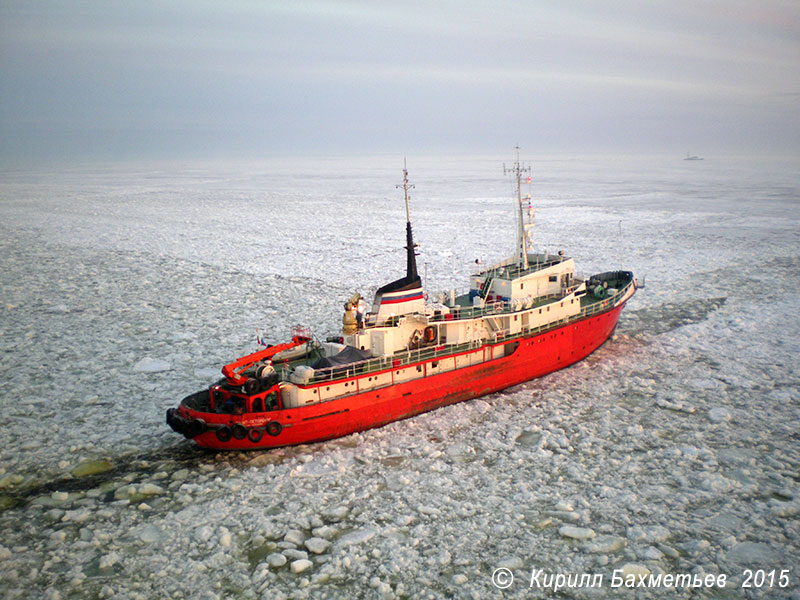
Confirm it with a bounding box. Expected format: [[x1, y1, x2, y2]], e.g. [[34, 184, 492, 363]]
[[470, 252, 578, 304]]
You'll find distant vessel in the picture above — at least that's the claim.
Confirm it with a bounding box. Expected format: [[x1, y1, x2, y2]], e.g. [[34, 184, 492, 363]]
[[684, 152, 703, 161], [167, 153, 638, 449]]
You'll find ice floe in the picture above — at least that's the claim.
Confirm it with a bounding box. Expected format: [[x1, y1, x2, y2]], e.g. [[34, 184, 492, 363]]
[[0, 155, 798, 599]]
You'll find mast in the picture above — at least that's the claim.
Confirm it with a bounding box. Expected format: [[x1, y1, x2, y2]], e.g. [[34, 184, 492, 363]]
[[397, 159, 419, 280], [370, 160, 423, 321], [504, 146, 533, 270]]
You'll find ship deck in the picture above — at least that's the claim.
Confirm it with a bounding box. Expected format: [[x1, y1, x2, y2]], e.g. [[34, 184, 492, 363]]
[[302, 271, 635, 385], [214, 273, 635, 398]]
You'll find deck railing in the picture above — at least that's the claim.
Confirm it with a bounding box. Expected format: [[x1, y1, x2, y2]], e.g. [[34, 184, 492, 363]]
[[305, 277, 635, 384], [474, 258, 564, 281]]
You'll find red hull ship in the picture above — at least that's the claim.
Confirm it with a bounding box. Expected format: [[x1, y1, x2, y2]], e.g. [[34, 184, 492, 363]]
[[167, 155, 637, 450]]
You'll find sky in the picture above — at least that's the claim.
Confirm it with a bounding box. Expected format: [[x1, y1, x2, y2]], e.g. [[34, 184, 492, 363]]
[[1, 0, 799, 163]]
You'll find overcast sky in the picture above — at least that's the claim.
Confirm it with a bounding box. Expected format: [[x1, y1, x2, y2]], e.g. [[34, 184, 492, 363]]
[[1, 0, 798, 162]]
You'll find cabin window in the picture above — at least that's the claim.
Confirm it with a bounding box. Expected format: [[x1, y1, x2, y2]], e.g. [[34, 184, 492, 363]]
[[521, 283, 524, 289], [416, 365, 422, 372], [251, 397, 263, 413], [229, 397, 245, 415], [549, 275, 557, 282]]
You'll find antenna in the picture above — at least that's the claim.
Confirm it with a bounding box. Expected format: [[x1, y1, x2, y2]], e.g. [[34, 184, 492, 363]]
[[396, 159, 419, 281], [398, 157, 414, 223], [503, 146, 533, 270]]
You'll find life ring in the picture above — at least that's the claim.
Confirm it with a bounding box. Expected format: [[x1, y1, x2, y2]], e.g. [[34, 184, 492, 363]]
[[266, 421, 282, 437], [423, 325, 437, 344], [215, 425, 232, 442], [493, 302, 502, 312], [232, 424, 248, 440], [247, 428, 264, 443]]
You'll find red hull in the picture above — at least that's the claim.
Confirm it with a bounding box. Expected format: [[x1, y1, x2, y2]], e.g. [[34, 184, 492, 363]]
[[182, 301, 627, 450]]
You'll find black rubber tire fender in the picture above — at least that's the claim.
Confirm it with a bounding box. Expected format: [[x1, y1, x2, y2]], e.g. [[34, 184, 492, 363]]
[[247, 428, 264, 444], [265, 421, 282, 437], [186, 419, 205, 439], [215, 425, 232, 442], [232, 424, 248, 440], [166, 408, 183, 434]]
